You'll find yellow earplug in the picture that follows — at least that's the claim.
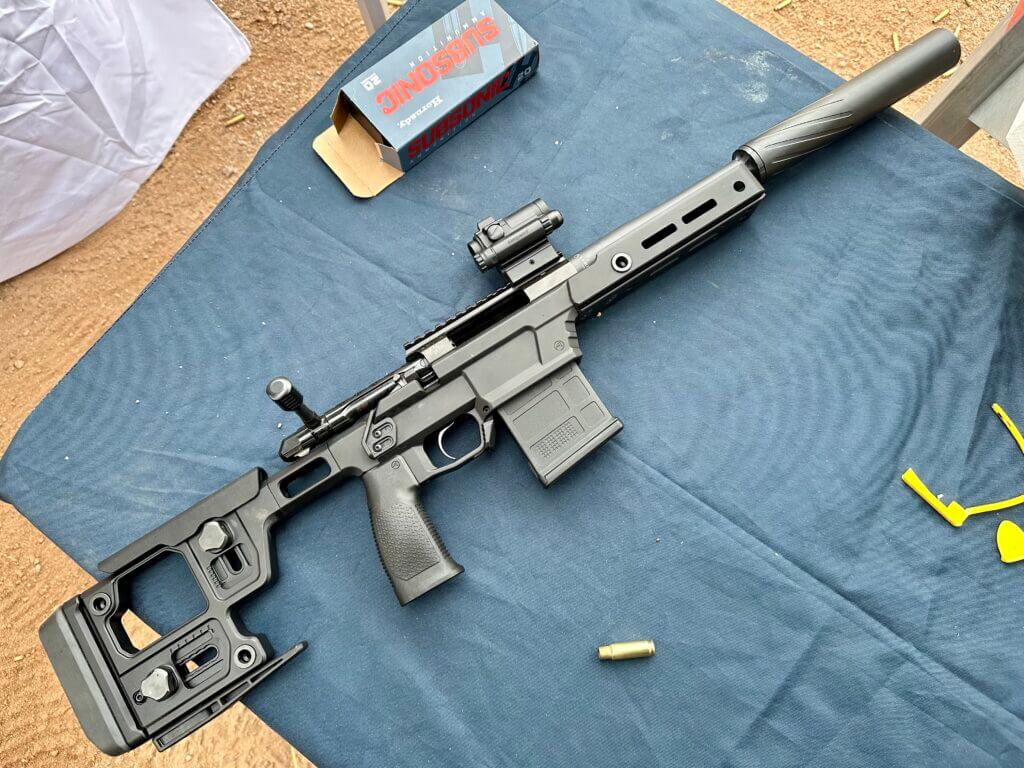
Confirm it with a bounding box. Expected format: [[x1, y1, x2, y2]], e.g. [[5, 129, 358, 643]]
[[997, 520, 1024, 564]]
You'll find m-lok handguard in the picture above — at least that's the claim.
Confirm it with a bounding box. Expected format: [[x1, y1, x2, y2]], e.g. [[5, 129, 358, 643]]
[[40, 30, 959, 755]]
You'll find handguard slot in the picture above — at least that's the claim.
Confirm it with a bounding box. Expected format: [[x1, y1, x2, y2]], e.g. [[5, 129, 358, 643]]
[[641, 223, 677, 249], [681, 197, 717, 224]]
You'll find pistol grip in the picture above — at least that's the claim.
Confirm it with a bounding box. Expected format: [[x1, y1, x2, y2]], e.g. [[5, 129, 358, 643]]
[[363, 456, 463, 605]]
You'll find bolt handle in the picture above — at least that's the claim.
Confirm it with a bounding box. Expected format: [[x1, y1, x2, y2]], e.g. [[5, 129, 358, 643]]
[[267, 377, 321, 429]]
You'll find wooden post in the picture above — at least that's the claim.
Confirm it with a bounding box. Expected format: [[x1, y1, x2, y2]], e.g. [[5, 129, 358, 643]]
[[916, 6, 1024, 148], [354, 0, 387, 36]]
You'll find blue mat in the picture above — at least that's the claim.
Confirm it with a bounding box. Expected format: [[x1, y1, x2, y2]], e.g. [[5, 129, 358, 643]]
[[5, 0, 1024, 765]]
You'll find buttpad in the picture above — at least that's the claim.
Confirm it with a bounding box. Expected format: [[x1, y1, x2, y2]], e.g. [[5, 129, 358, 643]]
[[498, 362, 622, 485]]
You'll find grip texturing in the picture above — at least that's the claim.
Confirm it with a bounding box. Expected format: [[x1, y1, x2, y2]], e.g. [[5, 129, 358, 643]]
[[363, 457, 463, 604], [372, 500, 445, 582]]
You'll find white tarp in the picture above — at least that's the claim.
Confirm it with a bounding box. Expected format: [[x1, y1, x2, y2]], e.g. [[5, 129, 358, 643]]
[[0, 0, 250, 282]]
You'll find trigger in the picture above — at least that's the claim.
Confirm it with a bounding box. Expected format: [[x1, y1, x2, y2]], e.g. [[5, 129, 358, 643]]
[[436, 422, 460, 461], [421, 412, 493, 479]]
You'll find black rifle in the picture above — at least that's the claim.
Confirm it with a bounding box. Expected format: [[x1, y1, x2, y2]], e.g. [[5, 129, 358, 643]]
[[39, 30, 959, 755]]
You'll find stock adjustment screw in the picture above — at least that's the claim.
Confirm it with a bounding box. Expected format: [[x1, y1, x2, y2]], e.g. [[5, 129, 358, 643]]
[[198, 520, 232, 553], [140, 667, 176, 701]]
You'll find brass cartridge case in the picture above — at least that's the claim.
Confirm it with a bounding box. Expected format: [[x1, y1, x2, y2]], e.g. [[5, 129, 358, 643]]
[[597, 640, 655, 660]]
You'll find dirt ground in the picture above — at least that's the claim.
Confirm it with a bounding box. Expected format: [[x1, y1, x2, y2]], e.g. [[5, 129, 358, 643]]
[[0, 1, 1019, 766]]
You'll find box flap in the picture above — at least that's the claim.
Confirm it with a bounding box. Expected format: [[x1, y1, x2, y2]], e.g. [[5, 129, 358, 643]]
[[313, 103, 403, 198]]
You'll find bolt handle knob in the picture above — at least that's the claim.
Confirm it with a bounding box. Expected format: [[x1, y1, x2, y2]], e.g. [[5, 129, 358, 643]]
[[267, 377, 321, 429]]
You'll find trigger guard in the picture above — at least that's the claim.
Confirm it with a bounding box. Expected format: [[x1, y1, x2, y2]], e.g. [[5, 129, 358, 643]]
[[416, 411, 495, 480]]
